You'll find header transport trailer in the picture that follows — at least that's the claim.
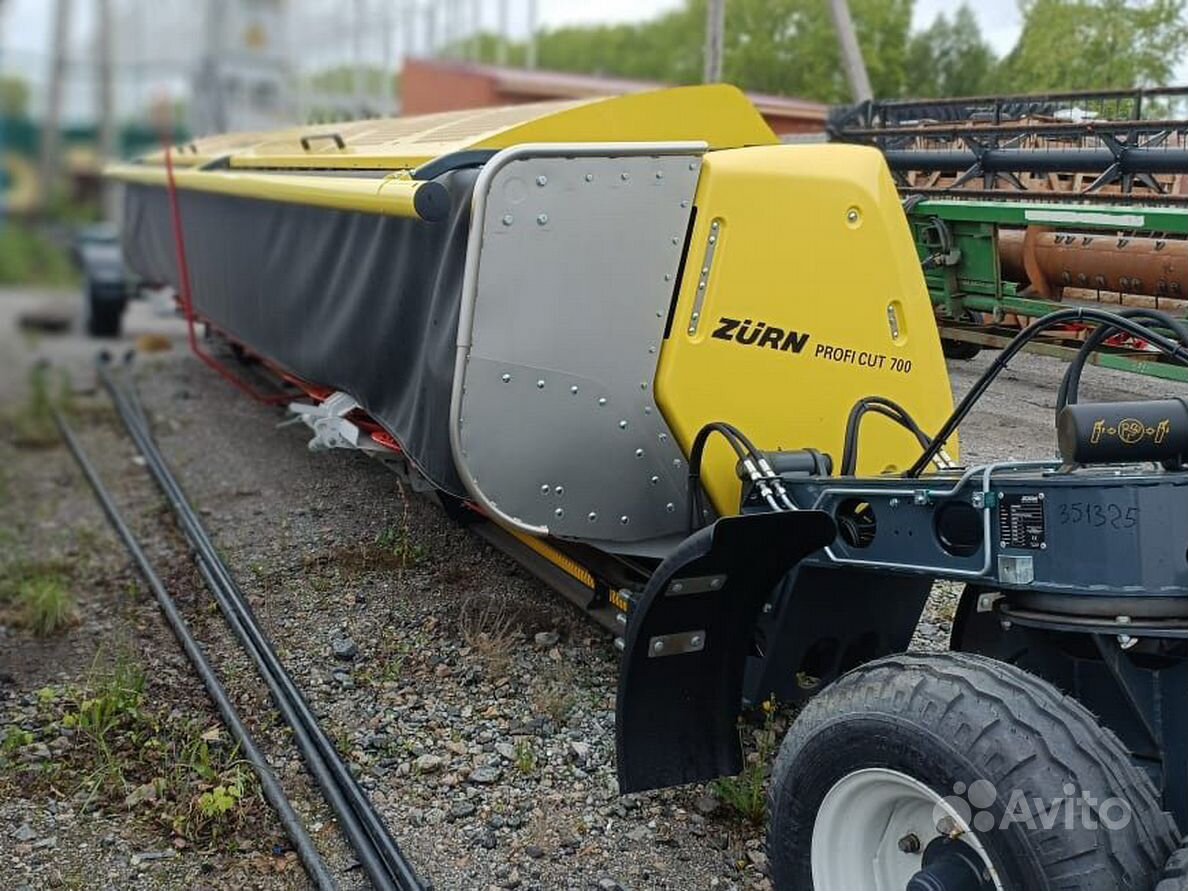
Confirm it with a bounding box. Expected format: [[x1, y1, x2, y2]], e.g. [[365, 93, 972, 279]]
[[110, 86, 1188, 891]]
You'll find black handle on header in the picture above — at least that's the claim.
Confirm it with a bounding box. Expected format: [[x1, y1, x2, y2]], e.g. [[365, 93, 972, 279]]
[[299, 133, 346, 151]]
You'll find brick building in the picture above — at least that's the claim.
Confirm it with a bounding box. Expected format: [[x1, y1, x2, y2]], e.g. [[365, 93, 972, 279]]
[[400, 58, 827, 136]]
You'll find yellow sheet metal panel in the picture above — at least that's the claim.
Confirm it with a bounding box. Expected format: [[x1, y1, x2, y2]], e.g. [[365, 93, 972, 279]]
[[654, 143, 956, 516], [106, 164, 431, 218], [227, 101, 591, 170], [208, 85, 774, 171]]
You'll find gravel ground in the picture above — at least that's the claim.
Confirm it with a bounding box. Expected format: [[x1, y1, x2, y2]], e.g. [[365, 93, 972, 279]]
[[2, 288, 1185, 891]]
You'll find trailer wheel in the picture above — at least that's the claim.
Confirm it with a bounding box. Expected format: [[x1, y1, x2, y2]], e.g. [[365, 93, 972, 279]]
[[768, 652, 1177, 891], [85, 285, 125, 338]]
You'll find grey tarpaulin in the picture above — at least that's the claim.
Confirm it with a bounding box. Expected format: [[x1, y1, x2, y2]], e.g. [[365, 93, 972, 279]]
[[120, 171, 479, 496]]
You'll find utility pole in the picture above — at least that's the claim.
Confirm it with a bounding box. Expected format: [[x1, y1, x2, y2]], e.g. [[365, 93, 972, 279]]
[[703, 0, 725, 83], [353, 0, 367, 117], [39, 0, 72, 215], [827, 0, 873, 103], [526, 0, 538, 69], [496, 0, 509, 66], [95, 0, 117, 220]]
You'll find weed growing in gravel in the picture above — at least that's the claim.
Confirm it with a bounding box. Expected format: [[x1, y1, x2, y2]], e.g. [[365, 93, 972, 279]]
[[513, 738, 536, 775], [533, 663, 577, 725], [7, 363, 72, 448], [6, 653, 268, 845], [712, 700, 780, 824], [460, 596, 517, 677], [375, 524, 426, 570], [15, 574, 79, 636]]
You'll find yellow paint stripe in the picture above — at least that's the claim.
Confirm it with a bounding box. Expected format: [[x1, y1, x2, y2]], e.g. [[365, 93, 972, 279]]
[[508, 529, 596, 590], [106, 164, 427, 219]]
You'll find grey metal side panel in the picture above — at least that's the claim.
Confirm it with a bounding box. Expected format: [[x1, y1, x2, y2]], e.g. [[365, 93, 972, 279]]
[[451, 144, 703, 548], [119, 173, 477, 495]]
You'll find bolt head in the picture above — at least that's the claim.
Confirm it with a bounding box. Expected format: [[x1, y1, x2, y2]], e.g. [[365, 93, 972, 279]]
[[536, 213, 549, 225], [501, 214, 513, 226], [620, 172, 630, 181], [536, 174, 548, 186], [897, 833, 921, 854], [584, 173, 594, 182]]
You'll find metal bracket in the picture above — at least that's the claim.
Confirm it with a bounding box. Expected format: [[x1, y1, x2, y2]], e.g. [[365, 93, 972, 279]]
[[667, 574, 727, 596], [289, 392, 386, 453], [687, 218, 721, 335], [648, 630, 706, 657]]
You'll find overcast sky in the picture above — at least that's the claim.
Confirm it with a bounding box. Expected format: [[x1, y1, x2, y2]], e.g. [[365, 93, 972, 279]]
[[0, 0, 1027, 64]]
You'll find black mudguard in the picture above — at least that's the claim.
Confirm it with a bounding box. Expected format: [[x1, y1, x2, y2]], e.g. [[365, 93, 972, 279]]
[[615, 510, 836, 793]]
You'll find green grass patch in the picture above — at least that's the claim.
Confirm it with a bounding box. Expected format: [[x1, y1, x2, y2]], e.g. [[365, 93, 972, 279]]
[[6, 363, 75, 448], [711, 700, 781, 825], [0, 222, 76, 287], [14, 573, 78, 636], [0, 651, 263, 846]]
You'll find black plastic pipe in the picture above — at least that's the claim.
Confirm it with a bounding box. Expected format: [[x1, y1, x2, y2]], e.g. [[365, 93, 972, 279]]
[[98, 362, 423, 891], [907, 308, 1188, 477], [52, 409, 339, 891]]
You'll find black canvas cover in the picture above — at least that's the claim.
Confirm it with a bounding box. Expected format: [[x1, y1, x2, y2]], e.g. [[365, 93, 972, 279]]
[[120, 171, 478, 495]]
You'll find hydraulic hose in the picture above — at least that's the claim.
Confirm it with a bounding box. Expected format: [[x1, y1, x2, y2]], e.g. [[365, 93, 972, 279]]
[[906, 308, 1188, 477], [52, 410, 339, 891], [1055, 308, 1188, 416], [98, 361, 424, 891]]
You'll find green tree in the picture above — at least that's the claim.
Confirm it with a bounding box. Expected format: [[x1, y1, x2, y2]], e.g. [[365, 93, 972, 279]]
[[514, 0, 914, 103], [1000, 0, 1188, 92], [0, 75, 30, 117], [906, 5, 997, 97]]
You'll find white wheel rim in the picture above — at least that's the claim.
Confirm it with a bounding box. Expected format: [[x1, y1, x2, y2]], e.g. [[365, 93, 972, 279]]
[[810, 768, 1004, 891]]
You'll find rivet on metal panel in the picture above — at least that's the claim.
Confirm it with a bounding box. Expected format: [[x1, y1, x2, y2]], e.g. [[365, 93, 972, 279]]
[[664, 273, 672, 281], [672, 236, 679, 245], [536, 379, 545, 389], [598, 397, 607, 406], [619, 420, 628, 429], [648, 346, 656, 354], [666, 503, 675, 512], [650, 475, 660, 485], [658, 433, 668, 442], [570, 385, 579, 394], [640, 382, 648, 390], [688, 162, 697, 170], [584, 173, 593, 182], [621, 172, 630, 182], [655, 171, 664, 180], [554, 508, 565, 518], [711, 220, 719, 230], [501, 373, 511, 383], [501, 214, 513, 226], [540, 484, 550, 494], [681, 200, 689, 208], [635, 449, 645, 458], [644, 406, 652, 414], [554, 486, 564, 495], [588, 512, 598, 522], [536, 175, 548, 187], [537, 213, 549, 225], [673, 459, 682, 467], [620, 516, 630, 525]]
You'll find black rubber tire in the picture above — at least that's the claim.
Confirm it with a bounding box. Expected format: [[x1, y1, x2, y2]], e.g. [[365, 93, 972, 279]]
[[942, 337, 982, 360], [768, 652, 1178, 891], [86, 290, 124, 338]]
